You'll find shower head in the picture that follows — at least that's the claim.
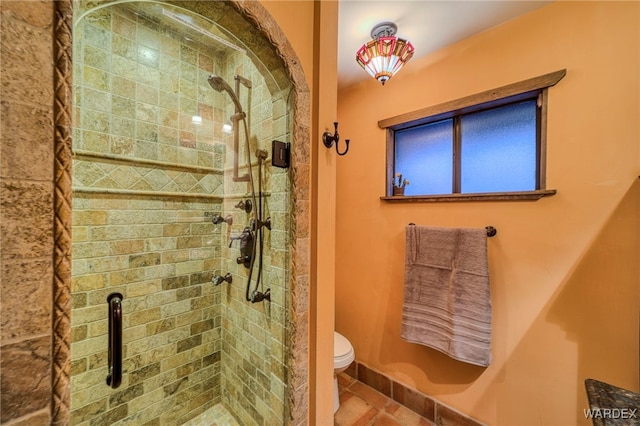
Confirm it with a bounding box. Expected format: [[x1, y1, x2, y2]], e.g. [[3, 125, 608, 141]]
[[208, 74, 244, 114], [208, 74, 232, 93]]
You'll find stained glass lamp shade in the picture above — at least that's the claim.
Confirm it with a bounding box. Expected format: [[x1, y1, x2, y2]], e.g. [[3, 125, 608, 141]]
[[356, 22, 414, 85]]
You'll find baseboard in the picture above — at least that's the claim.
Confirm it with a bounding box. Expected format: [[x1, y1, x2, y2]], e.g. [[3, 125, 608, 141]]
[[345, 361, 487, 426]]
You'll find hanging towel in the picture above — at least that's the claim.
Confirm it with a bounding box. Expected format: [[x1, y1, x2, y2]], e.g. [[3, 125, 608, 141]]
[[401, 225, 492, 367]]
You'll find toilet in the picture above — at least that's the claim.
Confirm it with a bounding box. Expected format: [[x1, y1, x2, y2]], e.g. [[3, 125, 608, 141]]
[[333, 331, 355, 413]]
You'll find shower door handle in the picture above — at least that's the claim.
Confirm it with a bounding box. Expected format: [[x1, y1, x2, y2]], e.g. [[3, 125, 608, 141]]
[[106, 292, 123, 389]]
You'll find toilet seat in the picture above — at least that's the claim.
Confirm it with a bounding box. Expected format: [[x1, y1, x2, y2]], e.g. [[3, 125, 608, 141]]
[[334, 332, 354, 370], [333, 331, 355, 413]]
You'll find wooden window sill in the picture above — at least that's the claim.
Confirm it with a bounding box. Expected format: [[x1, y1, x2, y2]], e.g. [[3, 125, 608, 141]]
[[380, 189, 557, 203]]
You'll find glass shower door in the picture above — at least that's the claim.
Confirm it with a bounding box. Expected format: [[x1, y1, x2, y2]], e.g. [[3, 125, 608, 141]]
[[70, 2, 292, 424]]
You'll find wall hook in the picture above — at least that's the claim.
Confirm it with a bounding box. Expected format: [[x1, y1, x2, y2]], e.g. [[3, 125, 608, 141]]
[[323, 122, 350, 156]]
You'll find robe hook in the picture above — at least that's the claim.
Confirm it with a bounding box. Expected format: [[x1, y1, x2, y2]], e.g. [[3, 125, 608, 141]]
[[323, 122, 350, 156]]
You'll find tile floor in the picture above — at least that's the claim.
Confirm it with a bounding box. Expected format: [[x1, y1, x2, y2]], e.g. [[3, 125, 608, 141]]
[[185, 375, 435, 426], [335, 372, 436, 426], [183, 404, 239, 426]]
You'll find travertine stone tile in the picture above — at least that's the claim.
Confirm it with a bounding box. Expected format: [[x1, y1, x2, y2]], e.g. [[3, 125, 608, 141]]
[[0, 5, 53, 106], [1, 1, 53, 29], [0, 258, 52, 340], [70, 398, 107, 424], [0, 336, 51, 422], [0, 179, 53, 259], [0, 101, 53, 181], [6, 409, 51, 426]]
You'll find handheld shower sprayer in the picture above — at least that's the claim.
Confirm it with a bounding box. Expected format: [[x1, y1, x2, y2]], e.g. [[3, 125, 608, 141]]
[[209, 74, 250, 183], [208, 75, 245, 116]]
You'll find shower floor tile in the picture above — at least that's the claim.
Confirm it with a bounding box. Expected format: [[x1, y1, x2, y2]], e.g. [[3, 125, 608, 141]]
[[183, 403, 239, 426]]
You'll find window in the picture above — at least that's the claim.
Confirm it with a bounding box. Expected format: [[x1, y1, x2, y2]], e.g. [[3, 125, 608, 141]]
[[380, 70, 566, 202]]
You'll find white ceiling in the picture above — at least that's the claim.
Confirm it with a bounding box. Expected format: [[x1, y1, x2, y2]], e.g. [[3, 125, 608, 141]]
[[338, 1, 553, 89]]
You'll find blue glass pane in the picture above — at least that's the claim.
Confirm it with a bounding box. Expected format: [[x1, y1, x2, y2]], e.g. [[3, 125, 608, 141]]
[[395, 119, 453, 195], [460, 100, 537, 193]]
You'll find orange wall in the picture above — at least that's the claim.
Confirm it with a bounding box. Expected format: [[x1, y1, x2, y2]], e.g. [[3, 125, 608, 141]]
[[261, 2, 339, 423], [260, 1, 315, 84], [336, 2, 639, 425]]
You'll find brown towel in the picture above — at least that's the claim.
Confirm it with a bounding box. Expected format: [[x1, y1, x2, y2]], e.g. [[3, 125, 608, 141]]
[[401, 225, 492, 366]]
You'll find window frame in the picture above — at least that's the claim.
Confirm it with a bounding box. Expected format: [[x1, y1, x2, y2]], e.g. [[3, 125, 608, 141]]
[[380, 69, 566, 202]]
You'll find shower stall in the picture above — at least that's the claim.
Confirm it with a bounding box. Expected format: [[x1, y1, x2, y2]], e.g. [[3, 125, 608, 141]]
[[70, 1, 295, 424]]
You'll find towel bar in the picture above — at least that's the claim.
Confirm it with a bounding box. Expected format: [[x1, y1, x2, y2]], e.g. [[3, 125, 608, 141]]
[[407, 224, 497, 237], [485, 226, 497, 237]]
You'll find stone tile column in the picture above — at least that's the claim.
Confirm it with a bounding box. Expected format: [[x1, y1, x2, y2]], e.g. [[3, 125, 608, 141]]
[[0, 1, 56, 424]]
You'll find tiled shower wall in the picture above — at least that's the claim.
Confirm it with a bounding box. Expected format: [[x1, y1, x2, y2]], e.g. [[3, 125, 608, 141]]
[[0, 1, 55, 424], [71, 3, 290, 425], [216, 52, 291, 424]]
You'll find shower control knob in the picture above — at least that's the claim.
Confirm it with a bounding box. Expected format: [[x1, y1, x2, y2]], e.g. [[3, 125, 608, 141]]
[[250, 288, 270, 303], [236, 255, 251, 268], [212, 214, 232, 225], [234, 199, 252, 213]]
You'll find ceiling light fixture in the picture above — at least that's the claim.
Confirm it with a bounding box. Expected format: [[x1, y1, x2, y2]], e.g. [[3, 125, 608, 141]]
[[356, 22, 414, 85]]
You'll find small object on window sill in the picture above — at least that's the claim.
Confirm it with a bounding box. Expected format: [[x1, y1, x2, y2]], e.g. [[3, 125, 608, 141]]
[[392, 173, 409, 195], [393, 187, 405, 196]]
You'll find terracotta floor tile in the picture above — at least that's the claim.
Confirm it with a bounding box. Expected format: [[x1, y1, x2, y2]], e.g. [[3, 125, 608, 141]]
[[385, 400, 402, 416], [349, 381, 391, 410], [372, 413, 404, 426], [352, 409, 380, 426], [385, 404, 434, 426], [335, 376, 435, 426], [338, 372, 355, 388], [335, 394, 378, 426], [339, 389, 355, 405]]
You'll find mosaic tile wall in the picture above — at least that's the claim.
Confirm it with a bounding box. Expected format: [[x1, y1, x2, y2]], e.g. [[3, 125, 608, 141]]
[[70, 3, 291, 425]]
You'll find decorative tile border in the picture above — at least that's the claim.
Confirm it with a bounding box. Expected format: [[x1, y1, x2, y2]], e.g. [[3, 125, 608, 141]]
[[346, 361, 487, 426]]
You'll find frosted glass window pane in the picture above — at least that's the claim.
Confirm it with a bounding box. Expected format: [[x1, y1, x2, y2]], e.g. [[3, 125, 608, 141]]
[[460, 100, 537, 193], [395, 119, 453, 195]]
